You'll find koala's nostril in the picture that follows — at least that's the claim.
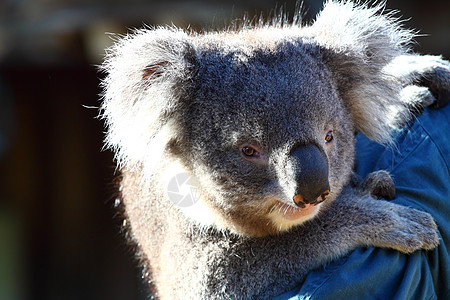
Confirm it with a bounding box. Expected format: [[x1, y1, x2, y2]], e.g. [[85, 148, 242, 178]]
[[294, 189, 330, 207], [293, 195, 306, 208], [315, 190, 330, 205]]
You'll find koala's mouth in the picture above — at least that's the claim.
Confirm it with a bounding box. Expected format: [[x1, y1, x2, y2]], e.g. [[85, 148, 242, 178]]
[[273, 201, 322, 221], [267, 195, 324, 230], [263, 191, 331, 233]]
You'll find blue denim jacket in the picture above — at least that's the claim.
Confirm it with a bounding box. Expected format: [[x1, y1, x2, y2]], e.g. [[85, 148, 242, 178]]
[[276, 104, 450, 300]]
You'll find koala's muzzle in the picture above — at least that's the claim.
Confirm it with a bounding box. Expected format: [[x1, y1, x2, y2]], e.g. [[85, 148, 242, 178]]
[[288, 144, 330, 207]]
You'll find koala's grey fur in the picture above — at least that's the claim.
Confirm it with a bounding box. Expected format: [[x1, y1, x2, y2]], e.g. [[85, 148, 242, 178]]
[[100, 1, 448, 299]]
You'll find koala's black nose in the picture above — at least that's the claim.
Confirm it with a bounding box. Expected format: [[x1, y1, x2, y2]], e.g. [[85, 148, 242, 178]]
[[288, 144, 330, 206]]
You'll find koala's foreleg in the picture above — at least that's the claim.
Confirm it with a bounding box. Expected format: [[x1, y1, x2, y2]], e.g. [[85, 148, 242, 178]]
[[194, 187, 440, 299]]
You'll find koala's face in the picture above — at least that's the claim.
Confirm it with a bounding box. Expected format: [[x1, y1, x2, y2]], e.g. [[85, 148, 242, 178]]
[[170, 41, 355, 236], [104, 4, 416, 237]]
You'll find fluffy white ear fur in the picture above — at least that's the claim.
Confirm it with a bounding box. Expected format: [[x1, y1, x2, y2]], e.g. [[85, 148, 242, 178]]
[[100, 28, 194, 170], [309, 0, 416, 144]]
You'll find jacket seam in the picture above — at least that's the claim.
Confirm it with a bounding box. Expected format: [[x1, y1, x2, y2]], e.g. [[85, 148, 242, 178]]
[[416, 118, 450, 176]]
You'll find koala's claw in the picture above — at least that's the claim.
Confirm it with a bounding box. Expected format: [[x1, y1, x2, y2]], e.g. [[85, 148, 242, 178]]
[[360, 170, 396, 200], [429, 87, 450, 109], [419, 69, 450, 109]]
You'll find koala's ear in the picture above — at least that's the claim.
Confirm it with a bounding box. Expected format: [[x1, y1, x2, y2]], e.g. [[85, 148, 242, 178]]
[[100, 28, 197, 167], [309, 1, 415, 144]]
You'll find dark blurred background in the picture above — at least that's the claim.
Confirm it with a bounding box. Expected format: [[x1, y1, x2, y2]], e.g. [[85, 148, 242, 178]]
[[0, 0, 448, 299]]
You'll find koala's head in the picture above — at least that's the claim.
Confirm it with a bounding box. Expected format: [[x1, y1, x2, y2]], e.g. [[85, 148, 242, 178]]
[[102, 1, 415, 236], [170, 38, 356, 236]]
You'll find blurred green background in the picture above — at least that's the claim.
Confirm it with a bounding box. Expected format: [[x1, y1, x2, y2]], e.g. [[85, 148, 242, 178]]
[[0, 0, 448, 299]]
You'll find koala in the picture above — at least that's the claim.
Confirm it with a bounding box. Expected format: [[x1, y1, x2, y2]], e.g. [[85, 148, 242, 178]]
[[100, 1, 449, 299]]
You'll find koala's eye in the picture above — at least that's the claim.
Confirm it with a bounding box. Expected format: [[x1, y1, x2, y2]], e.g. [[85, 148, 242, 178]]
[[240, 144, 266, 165], [325, 131, 334, 143], [242, 146, 258, 157]]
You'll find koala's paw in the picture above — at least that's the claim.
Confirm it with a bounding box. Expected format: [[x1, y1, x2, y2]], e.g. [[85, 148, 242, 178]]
[[360, 170, 395, 200], [417, 57, 450, 109], [400, 85, 437, 111], [394, 55, 450, 109], [375, 205, 439, 253]]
